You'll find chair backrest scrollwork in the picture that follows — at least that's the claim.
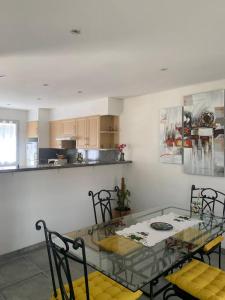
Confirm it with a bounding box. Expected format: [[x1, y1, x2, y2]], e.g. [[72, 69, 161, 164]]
[[191, 185, 225, 219], [36, 220, 90, 300], [89, 186, 119, 224]]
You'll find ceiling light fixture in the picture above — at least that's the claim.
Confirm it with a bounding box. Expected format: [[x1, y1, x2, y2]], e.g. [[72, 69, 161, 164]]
[[77, 90, 83, 94], [160, 68, 168, 71], [43, 83, 49, 87], [70, 29, 81, 35], [37, 97, 42, 101], [0, 74, 6, 78], [6, 103, 11, 106]]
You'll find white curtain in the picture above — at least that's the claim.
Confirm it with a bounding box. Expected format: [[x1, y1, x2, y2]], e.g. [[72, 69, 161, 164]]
[[0, 121, 17, 166]]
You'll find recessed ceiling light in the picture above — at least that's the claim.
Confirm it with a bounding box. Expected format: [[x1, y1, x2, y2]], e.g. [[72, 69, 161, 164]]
[[77, 90, 83, 94], [37, 97, 42, 101], [6, 103, 11, 106], [0, 74, 6, 78], [43, 83, 49, 87], [70, 29, 81, 35], [160, 68, 168, 71]]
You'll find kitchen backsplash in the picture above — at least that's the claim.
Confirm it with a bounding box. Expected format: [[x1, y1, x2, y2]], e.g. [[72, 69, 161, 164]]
[[39, 148, 119, 164], [39, 148, 64, 164]]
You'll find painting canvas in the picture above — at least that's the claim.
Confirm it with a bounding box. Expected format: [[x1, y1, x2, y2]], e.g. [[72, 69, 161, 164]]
[[160, 106, 183, 164], [183, 90, 225, 177]]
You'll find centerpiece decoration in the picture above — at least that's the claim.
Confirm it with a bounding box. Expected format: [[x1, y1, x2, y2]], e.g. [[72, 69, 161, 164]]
[[117, 143, 126, 161]]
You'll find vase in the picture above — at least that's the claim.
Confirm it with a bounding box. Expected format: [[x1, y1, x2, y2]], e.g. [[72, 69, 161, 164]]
[[119, 152, 125, 161], [112, 208, 131, 218]]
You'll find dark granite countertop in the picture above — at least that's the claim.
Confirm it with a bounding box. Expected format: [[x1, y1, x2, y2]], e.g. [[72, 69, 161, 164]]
[[0, 160, 132, 173]]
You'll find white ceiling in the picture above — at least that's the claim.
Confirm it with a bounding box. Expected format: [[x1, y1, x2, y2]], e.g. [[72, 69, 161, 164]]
[[1, 0, 225, 109]]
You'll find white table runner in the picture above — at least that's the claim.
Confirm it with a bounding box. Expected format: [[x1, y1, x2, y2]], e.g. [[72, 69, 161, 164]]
[[116, 212, 202, 247]]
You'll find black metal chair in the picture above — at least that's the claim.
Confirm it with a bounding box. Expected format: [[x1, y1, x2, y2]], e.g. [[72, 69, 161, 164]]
[[88, 186, 119, 224], [191, 184, 225, 268], [163, 258, 225, 299], [35, 219, 142, 300], [35, 220, 57, 298]]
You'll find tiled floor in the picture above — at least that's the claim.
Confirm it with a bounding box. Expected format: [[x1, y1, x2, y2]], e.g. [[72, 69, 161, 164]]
[[0, 245, 223, 300]]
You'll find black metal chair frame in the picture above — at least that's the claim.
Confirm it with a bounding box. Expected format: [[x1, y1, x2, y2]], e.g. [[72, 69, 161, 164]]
[[163, 285, 198, 299], [191, 184, 225, 268], [163, 185, 225, 299], [36, 220, 90, 300], [88, 186, 119, 224]]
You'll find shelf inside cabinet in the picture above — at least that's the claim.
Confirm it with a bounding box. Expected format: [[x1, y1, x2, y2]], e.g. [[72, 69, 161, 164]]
[[100, 131, 119, 134]]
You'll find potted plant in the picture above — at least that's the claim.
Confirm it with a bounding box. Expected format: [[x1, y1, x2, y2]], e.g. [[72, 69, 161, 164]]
[[113, 177, 131, 217]]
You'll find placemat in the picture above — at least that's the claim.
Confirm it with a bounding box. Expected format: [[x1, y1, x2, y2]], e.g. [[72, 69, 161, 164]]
[[116, 212, 202, 247]]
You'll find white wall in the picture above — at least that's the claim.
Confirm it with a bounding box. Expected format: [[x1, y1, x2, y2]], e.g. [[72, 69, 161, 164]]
[[120, 78, 225, 212], [0, 164, 129, 255], [0, 108, 27, 165], [50, 98, 109, 120], [50, 97, 123, 120], [108, 98, 123, 115], [28, 109, 38, 121]]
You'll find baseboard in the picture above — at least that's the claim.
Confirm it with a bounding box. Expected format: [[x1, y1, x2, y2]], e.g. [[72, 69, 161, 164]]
[[0, 241, 46, 261]]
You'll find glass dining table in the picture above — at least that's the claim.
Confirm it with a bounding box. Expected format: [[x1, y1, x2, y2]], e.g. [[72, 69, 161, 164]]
[[63, 206, 225, 299]]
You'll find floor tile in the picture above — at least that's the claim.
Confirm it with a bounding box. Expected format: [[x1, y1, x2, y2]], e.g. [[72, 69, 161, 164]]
[[0, 257, 40, 288], [0, 244, 223, 300], [45, 259, 93, 290], [25, 246, 50, 272], [2, 274, 51, 300]]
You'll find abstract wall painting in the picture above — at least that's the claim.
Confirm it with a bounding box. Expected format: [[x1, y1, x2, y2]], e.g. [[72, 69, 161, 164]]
[[183, 90, 225, 177], [160, 106, 183, 164]]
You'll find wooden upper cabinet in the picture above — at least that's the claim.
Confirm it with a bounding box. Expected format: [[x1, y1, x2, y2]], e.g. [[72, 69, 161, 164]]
[[99, 116, 119, 149], [49, 115, 119, 149], [62, 119, 76, 137], [49, 120, 63, 148], [75, 118, 87, 148], [76, 116, 100, 149], [86, 116, 100, 149], [27, 121, 38, 138]]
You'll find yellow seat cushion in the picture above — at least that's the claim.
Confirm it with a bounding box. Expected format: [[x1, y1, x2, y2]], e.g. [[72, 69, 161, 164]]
[[174, 227, 210, 247], [203, 235, 224, 253], [165, 259, 225, 300], [50, 271, 142, 300], [96, 235, 142, 256]]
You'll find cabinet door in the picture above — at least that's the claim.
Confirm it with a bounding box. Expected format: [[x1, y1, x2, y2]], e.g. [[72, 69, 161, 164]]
[[62, 119, 75, 137], [86, 116, 100, 149], [49, 121, 63, 148], [76, 118, 87, 148], [27, 121, 38, 138]]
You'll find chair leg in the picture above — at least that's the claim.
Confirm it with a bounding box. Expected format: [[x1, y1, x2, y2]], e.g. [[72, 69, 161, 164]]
[[149, 283, 153, 299], [219, 243, 222, 269], [207, 253, 211, 265], [200, 252, 204, 262], [163, 287, 177, 300]]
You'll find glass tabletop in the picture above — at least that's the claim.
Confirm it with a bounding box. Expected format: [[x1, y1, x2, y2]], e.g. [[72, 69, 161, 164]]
[[64, 206, 225, 291]]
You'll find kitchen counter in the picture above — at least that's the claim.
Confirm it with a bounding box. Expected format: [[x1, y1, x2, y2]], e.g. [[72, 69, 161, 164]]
[[0, 160, 132, 173]]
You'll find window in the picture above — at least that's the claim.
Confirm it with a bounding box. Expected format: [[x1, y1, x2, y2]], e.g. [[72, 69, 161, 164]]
[[0, 120, 18, 166]]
